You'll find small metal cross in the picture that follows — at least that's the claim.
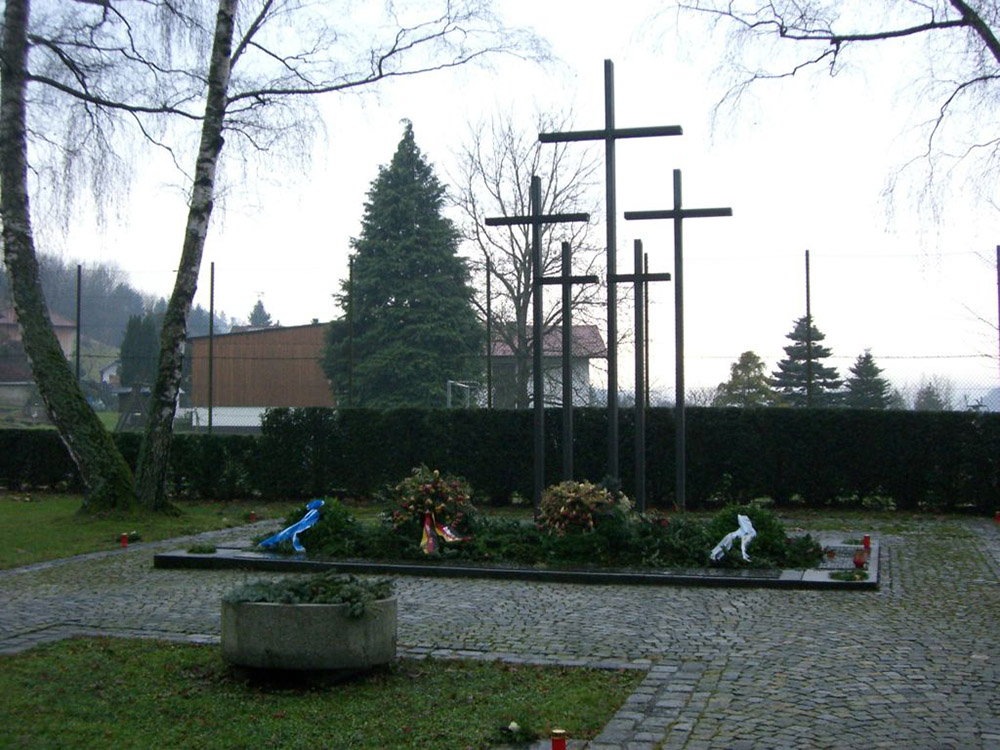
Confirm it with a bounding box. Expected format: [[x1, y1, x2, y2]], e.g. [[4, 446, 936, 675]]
[[486, 175, 590, 510]]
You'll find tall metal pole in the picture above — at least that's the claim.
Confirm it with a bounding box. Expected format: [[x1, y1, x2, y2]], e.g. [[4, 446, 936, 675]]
[[531, 177, 545, 507], [348, 256, 355, 407], [672, 171, 686, 511], [996, 245, 999, 386], [805, 249, 813, 408], [561, 242, 574, 479], [208, 262, 214, 435], [633, 240, 646, 511], [75, 264, 81, 382], [486, 259, 493, 409], [603, 60, 620, 479], [644, 252, 650, 409]]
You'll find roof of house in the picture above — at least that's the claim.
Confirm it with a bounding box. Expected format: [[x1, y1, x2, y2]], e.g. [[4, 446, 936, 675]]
[[490, 324, 606, 359], [187, 322, 325, 341], [0, 306, 77, 329]]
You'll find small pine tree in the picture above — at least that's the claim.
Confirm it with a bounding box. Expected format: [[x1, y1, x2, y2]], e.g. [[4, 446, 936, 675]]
[[322, 122, 482, 407], [913, 377, 952, 411], [248, 299, 273, 327], [713, 351, 779, 407], [843, 350, 892, 409], [771, 315, 842, 407]]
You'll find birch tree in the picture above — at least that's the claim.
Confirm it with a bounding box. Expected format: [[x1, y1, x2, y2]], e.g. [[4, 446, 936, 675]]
[[1, 0, 135, 511], [1, 0, 543, 512]]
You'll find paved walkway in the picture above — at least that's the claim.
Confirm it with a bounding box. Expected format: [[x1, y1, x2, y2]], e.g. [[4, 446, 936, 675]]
[[1, 518, 998, 749]]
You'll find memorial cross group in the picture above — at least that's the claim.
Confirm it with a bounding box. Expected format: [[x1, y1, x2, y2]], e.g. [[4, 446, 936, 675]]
[[486, 59, 731, 513]]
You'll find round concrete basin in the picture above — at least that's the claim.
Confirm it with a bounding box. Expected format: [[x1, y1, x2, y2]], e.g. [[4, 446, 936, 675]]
[[221, 597, 397, 670]]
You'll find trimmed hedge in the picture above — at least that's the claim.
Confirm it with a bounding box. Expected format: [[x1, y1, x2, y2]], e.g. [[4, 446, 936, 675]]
[[1, 406, 997, 512]]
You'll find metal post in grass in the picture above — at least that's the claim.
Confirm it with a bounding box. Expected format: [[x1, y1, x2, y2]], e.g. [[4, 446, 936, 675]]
[[75, 264, 81, 382]]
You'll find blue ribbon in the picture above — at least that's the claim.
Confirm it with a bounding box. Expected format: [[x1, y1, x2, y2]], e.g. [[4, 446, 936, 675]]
[[257, 499, 324, 553]]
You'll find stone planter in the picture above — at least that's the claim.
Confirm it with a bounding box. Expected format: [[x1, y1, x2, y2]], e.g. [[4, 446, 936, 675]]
[[221, 597, 397, 670]]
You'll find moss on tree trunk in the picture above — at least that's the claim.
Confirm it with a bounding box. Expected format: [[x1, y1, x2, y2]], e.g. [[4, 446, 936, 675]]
[[0, 0, 135, 513]]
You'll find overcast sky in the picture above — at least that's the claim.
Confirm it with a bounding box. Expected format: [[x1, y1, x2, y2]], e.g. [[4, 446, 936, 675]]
[[49, 0, 999, 402]]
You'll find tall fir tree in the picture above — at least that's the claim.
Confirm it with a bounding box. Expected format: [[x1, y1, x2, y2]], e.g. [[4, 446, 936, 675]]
[[323, 122, 482, 407], [771, 315, 842, 407], [120, 314, 160, 387], [713, 351, 779, 407], [844, 350, 892, 409]]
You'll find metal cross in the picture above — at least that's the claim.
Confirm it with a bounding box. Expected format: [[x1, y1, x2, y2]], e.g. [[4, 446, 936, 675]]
[[486, 175, 590, 510], [625, 169, 732, 512], [540, 241, 599, 482], [539, 58, 683, 487], [612, 239, 671, 512]]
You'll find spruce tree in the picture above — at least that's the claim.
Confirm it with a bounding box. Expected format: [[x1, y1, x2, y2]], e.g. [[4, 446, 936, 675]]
[[120, 314, 160, 387], [323, 122, 482, 407], [844, 350, 892, 409], [248, 299, 273, 327], [771, 315, 842, 407]]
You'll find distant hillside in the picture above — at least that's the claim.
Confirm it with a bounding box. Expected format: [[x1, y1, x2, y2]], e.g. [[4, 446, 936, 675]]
[[0, 254, 229, 348]]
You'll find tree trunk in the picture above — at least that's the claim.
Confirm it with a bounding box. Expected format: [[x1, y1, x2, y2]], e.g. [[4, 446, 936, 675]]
[[135, 0, 236, 511], [1, 0, 135, 513]]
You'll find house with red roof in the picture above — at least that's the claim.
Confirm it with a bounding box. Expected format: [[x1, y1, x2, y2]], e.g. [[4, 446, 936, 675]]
[[489, 324, 606, 409]]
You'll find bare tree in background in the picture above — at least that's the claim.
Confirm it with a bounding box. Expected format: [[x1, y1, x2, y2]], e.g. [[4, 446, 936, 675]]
[[1, 0, 544, 512], [675, 1, 1000, 209], [674, 1, 1000, 368], [453, 110, 603, 408]]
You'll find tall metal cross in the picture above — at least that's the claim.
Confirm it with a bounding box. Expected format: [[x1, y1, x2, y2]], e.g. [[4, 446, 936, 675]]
[[539, 59, 683, 487], [612, 239, 671, 512], [540, 241, 599, 482], [486, 175, 589, 510], [625, 169, 732, 511]]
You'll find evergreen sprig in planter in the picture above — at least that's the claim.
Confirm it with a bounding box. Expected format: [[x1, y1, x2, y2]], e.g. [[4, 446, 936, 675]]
[[221, 573, 396, 671]]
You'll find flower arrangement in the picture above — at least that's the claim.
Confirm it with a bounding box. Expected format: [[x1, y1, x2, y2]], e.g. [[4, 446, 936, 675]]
[[389, 465, 476, 535], [538, 480, 631, 535]]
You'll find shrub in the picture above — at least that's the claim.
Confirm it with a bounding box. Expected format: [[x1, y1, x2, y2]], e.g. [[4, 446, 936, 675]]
[[295, 499, 366, 557], [538, 480, 631, 535], [634, 514, 714, 568], [705, 503, 821, 568], [224, 573, 393, 618]]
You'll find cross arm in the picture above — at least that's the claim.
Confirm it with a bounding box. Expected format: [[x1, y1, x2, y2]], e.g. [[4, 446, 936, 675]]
[[485, 213, 590, 227], [625, 208, 733, 221], [539, 274, 600, 286], [539, 125, 683, 143], [612, 272, 672, 283]]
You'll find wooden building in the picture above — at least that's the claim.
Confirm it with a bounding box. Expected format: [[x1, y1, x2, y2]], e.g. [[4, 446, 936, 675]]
[[187, 323, 335, 408]]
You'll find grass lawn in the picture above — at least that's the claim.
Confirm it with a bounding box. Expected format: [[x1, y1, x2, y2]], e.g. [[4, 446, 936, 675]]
[[0, 493, 299, 570], [0, 638, 642, 749]]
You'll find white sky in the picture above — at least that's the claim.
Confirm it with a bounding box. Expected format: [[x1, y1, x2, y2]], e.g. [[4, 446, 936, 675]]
[[47, 0, 1000, 401]]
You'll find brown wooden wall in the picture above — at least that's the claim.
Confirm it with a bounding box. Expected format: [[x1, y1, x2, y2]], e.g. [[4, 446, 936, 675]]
[[188, 324, 335, 407]]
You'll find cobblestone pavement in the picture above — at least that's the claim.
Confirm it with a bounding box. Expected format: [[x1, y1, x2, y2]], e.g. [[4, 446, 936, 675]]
[[1, 519, 998, 749]]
